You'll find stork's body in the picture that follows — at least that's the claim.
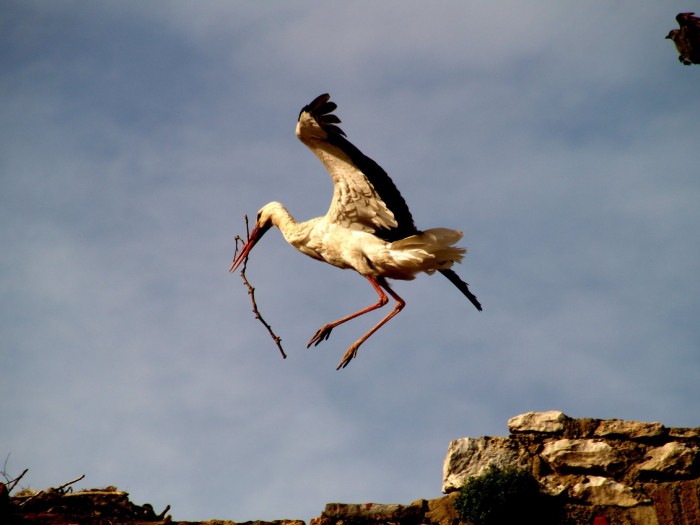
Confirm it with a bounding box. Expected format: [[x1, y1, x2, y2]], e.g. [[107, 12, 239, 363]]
[[231, 94, 481, 369], [261, 201, 465, 281]]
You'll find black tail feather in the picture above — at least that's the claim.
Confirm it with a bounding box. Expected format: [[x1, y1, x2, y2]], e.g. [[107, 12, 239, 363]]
[[439, 269, 482, 311]]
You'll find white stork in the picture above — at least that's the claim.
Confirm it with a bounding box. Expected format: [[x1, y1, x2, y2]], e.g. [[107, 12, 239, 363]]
[[230, 94, 481, 369]]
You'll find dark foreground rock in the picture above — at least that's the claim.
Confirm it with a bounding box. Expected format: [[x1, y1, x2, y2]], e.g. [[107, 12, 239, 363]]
[[309, 495, 461, 525], [4, 412, 699, 525], [3, 486, 171, 525]]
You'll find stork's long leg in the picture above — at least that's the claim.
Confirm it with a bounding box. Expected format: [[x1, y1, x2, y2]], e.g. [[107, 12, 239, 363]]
[[307, 275, 389, 348], [336, 278, 405, 370]]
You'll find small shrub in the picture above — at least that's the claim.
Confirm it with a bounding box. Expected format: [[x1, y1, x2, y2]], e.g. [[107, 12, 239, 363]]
[[454, 465, 559, 525]]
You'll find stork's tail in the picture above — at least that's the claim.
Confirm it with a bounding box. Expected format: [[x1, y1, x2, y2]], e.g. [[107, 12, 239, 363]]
[[389, 228, 465, 271], [439, 268, 482, 311]]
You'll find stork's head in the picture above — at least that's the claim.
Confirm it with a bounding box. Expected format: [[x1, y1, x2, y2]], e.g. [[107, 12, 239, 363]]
[[229, 202, 281, 272]]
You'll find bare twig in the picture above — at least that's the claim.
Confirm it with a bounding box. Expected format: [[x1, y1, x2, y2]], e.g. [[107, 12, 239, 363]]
[[6, 468, 28, 493], [1, 454, 28, 493], [2, 453, 9, 481], [17, 473, 86, 507], [55, 474, 85, 495], [233, 215, 287, 359], [17, 491, 42, 507], [5, 468, 29, 492]]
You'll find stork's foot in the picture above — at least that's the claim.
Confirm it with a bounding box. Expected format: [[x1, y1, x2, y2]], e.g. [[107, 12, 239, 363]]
[[307, 325, 334, 348], [336, 342, 361, 370]]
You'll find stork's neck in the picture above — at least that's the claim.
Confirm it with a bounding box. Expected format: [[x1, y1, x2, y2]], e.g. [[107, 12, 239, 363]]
[[265, 201, 318, 248]]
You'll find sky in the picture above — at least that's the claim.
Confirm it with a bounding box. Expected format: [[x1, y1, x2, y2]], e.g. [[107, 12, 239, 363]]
[[2, 1, 699, 522]]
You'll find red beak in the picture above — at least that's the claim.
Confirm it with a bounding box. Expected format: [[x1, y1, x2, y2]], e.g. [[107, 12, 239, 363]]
[[229, 222, 270, 272]]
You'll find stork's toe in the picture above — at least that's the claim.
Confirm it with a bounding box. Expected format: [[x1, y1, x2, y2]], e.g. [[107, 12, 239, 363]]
[[336, 343, 361, 370], [307, 325, 334, 347]]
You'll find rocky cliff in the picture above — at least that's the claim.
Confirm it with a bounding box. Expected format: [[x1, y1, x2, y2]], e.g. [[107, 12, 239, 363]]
[[310, 412, 700, 525], [5, 411, 699, 525], [441, 411, 700, 524]]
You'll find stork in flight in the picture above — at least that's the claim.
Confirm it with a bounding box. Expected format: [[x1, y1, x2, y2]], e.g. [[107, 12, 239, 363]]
[[230, 94, 481, 369], [666, 12, 700, 65]]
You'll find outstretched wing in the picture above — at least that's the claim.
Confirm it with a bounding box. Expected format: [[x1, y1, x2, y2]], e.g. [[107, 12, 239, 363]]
[[677, 12, 700, 31], [675, 12, 700, 64], [296, 93, 418, 242]]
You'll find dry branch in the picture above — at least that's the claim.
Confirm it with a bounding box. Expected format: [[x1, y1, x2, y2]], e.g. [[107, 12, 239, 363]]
[[7, 469, 28, 493], [15, 473, 85, 507], [55, 474, 85, 495], [2, 464, 28, 493], [232, 215, 287, 359]]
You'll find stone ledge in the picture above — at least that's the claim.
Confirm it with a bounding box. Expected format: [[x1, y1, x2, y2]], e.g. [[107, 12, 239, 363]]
[[443, 411, 700, 524], [508, 410, 570, 434]]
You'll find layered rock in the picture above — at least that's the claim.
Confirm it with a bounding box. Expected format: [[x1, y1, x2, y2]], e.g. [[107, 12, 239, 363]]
[[311, 412, 700, 525], [443, 411, 700, 524]]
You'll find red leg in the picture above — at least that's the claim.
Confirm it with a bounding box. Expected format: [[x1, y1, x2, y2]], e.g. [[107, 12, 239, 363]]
[[307, 275, 389, 348], [336, 278, 405, 370]]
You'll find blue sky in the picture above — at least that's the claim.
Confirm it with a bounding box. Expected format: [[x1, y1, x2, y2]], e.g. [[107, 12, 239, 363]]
[[2, 1, 699, 521]]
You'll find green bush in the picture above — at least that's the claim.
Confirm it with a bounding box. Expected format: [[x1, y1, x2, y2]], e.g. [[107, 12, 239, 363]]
[[454, 465, 559, 525]]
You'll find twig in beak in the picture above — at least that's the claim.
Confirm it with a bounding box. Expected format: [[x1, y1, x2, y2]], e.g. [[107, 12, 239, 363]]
[[233, 215, 286, 359]]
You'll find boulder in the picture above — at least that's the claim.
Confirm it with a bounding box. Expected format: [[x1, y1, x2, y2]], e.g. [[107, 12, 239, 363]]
[[441, 436, 520, 493], [424, 494, 461, 525], [571, 476, 644, 507], [668, 427, 700, 440], [507, 411, 569, 434], [638, 442, 699, 477], [594, 420, 666, 440], [541, 439, 620, 473]]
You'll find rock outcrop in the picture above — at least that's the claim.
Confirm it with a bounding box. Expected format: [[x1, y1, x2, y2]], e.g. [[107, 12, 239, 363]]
[[443, 411, 700, 524]]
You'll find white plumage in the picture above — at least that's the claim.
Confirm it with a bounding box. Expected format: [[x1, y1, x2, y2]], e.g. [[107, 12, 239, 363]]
[[231, 94, 480, 369]]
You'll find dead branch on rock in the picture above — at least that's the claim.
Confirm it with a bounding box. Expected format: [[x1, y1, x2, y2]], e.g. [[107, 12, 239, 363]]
[[1, 454, 28, 493], [232, 215, 287, 359], [14, 473, 85, 508], [10, 481, 171, 522], [54, 473, 85, 495], [5, 469, 28, 493]]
